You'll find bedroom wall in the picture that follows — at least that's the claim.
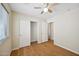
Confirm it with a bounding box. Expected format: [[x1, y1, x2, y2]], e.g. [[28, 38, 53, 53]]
[[54, 8, 79, 54], [46, 4, 79, 54], [0, 3, 12, 56]]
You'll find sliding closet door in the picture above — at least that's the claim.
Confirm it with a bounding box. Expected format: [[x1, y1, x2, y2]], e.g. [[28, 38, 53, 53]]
[[37, 22, 42, 43], [19, 19, 30, 48], [41, 22, 48, 42]]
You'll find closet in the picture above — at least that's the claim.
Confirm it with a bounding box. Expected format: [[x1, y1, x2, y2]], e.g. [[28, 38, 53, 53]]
[[19, 19, 30, 47], [41, 21, 48, 42], [30, 21, 37, 43], [48, 22, 54, 40], [13, 13, 48, 49]]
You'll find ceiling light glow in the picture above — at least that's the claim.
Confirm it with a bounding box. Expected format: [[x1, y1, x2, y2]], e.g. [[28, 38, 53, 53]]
[[44, 8, 48, 12]]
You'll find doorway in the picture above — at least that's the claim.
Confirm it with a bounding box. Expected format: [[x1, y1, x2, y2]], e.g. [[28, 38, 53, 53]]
[[30, 21, 38, 44], [48, 22, 54, 41]]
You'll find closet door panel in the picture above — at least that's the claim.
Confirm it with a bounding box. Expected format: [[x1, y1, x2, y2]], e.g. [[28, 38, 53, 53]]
[[41, 22, 48, 42], [19, 19, 30, 47], [37, 22, 42, 43]]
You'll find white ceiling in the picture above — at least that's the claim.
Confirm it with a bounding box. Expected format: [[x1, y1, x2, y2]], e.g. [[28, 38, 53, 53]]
[[9, 3, 79, 20]]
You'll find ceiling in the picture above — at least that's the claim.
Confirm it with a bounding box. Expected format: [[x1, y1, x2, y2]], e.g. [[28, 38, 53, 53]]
[[9, 3, 79, 20]]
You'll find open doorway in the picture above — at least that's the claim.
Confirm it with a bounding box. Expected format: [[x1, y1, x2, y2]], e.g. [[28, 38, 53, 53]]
[[48, 22, 54, 41], [30, 21, 38, 44]]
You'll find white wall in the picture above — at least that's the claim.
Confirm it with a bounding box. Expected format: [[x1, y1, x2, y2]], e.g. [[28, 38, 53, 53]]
[[31, 22, 37, 42], [0, 4, 12, 56], [12, 12, 20, 49], [54, 8, 79, 54]]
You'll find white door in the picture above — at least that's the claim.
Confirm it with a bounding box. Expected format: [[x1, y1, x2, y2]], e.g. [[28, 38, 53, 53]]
[[19, 19, 30, 48], [36, 21, 48, 43], [37, 22, 42, 43], [41, 22, 48, 42]]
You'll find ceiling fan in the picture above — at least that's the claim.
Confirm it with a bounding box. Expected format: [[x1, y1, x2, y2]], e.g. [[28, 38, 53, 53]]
[[34, 3, 58, 14], [41, 3, 53, 14]]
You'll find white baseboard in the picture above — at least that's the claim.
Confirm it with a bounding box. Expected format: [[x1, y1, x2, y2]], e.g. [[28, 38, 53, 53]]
[[12, 47, 19, 51], [9, 49, 12, 56], [54, 42, 79, 55], [12, 44, 30, 51]]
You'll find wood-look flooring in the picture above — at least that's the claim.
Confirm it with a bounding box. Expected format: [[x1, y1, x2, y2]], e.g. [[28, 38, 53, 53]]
[[11, 39, 79, 56]]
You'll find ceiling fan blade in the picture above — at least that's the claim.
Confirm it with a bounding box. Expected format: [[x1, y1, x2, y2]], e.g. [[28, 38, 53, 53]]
[[48, 3, 59, 13], [41, 11, 44, 14], [47, 3, 57, 13], [47, 4, 53, 13], [46, 3, 49, 7], [34, 7, 42, 9], [48, 9, 52, 13]]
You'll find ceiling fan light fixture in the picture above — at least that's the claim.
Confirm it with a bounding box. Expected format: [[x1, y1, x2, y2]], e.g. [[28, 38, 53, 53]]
[[44, 8, 48, 12]]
